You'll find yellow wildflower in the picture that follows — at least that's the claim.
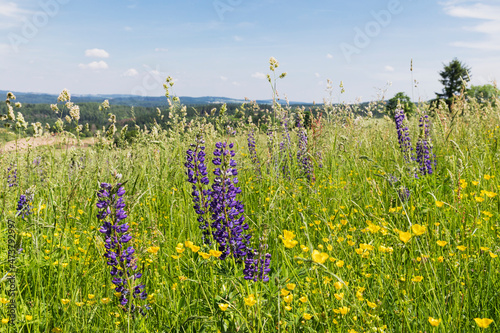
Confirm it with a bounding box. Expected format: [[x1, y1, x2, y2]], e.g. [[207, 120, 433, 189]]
[[474, 318, 493, 328], [311, 250, 329, 264], [428, 317, 441, 326]]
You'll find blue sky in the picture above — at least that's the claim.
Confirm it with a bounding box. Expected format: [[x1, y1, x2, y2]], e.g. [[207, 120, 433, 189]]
[[0, 0, 499, 103]]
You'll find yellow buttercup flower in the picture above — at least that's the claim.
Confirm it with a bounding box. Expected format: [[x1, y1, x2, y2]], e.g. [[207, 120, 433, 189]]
[[412, 276, 423, 282], [25, 315, 33, 321], [283, 239, 298, 248], [303, 313, 312, 320], [411, 224, 426, 236], [218, 303, 229, 311], [60, 299, 70, 305], [280, 289, 290, 297], [209, 249, 222, 258], [198, 252, 211, 259], [146, 246, 160, 254], [280, 230, 298, 248], [485, 191, 497, 198], [101, 298, 110, 304], [457, 245, 467, 252], [244, 294, 256, 307], [436, 240, 448, 247], [286, 283, 296, 291], [435, 201, 444, 207], [334, 293, 344, 300], [1, 318, 8, 324], [311, 250, 329, 264], [474, 318, 493, 328], [489, 252, 498, 258], [299, 296, 308, 303], [428, 317, 441, 326], [175, 243, 185, 253], [366, 300, 377, 309], [334, 282, 343, 290], [284, 294, 293, 303], [339, 306, 350, 315], [399, 231, 411, 243]]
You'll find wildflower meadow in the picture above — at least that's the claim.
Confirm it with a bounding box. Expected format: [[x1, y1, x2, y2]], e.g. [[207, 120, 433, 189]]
[[1, 60, 500, 333]]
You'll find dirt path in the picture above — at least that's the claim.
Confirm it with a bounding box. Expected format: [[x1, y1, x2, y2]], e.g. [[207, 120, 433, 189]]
[[1, 135, 96, 152]]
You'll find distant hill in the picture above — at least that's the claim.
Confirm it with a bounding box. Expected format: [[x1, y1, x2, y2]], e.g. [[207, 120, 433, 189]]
[[0, 91, 312, 107]]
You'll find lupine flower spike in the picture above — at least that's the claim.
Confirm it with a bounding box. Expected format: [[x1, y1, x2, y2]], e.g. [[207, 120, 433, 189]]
[[185, 135, 212, 244], [416, 112, 436, 176], [96, 182, 149, 316], [210, 142, 252, 260]]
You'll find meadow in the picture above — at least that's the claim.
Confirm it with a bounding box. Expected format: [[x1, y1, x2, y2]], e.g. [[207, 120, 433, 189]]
[[0, 70, 499, 333]]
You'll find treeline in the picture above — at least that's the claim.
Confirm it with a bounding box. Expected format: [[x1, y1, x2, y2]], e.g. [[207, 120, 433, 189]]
[[0, 102, 284, 136]]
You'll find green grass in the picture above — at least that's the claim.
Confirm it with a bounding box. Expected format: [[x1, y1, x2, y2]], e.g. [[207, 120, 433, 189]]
[[0, 90, 499, 333]]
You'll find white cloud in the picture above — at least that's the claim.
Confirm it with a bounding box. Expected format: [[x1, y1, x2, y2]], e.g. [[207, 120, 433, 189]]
[[123, 68, 138, 77], [315, 73, 320, 78], [124, 26, 133, 31], [78, 61, 108, 70], [384, 65, 395, 72], [443, 1, 500, 50], [0, 2, 30, 19], [232, 81, 240, 86], [155, 48, 168, 52], [233, 35, 243, 42], [0, 2, 32, 30], [85, 48, 110, 58], [450, 41, 500, 50], [251, 72, 266, 79], [444, 3, 500, 20], [326, 53, 333, 59], [220, 76, 228, 81]]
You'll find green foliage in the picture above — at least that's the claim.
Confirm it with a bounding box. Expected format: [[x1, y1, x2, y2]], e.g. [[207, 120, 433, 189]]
[[436, 58, 471, 106], [467, 84, 500, 104], [386, 92, 417, 118]]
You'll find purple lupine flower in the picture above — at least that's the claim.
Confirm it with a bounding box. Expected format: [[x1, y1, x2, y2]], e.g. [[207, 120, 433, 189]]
[[185, 135, 212, 244], [96, 182, 148, 315], [394, 108, 414, 162], [398, 187, 411, 202], [416, 113, 436, 176], [16, 188, 34, 219], [247, 128, 261, 177], [7, 163, 17, 188], [243, 250, 271, 282], [210, 141, 252, 260], [297, 121, 314, 182]]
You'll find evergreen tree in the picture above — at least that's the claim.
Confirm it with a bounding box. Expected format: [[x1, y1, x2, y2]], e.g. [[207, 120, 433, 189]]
[[436, 58, 471, 106]]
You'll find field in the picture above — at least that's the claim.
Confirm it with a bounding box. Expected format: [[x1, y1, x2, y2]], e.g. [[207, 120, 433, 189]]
[[0, 85, 499, 333]]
